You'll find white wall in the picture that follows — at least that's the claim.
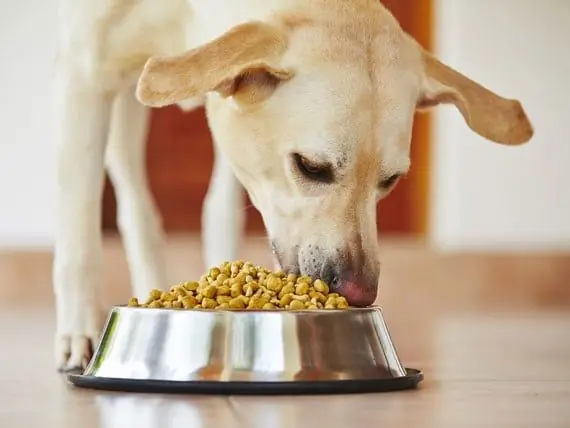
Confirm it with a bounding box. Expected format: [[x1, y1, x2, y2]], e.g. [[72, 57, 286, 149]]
[[0, 0, 569, 251], [430, 0, 570, 251], [0, 0, 57, 248]]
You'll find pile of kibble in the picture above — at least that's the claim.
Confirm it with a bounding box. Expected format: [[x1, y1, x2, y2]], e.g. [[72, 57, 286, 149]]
[[127, 260, 349, 310]]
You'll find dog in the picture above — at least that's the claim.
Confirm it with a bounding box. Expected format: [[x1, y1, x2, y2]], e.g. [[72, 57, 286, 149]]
[[52, 0, 533, 371]]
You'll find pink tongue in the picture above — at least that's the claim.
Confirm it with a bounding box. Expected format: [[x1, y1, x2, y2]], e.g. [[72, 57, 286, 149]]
[[336, 281, 377, 307]]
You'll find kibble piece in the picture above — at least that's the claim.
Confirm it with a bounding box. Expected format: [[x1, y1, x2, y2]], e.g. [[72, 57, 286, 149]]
[[325, 296, 338, 305], [183, 281, 199, 292], [260, 286, 275, 297], [172, 300, 183, 309], [266, 275, 282, 292], [217, 284, 231, 296], [149, 289, 162, 300], [229, 297, 246, 309], [172, 286, 188, 299], [286, 273, 297, 283], [182, 296, 197, 309], [209, 267, 221, 279], [218, 303, 230, 309], [128, 297, 139, 307], [196, 283, 206, 295], [337, 297, 349, 309], [216, 295, 232, 305], [161, 292, 176, 302], [198, 276, 209, 288], [295, 282, 309, 296], [220, 264, 231, 277], [279, 283, 295, 298], [292, 294, 309, 303], [195, 294, 204, 304], [230, 263, 240, 276], [148, 300, 162, 309], [313, 279, 329, 294], [262, 302, 276, 310], [237, 273, 248, 284], [279, 293, 294, 307], [163, 301, 173, 309], [202, 298, 217, 309], [230, 284, 242, 298], [202, 285, 217, 299], [310, 290, 327, 304], [289, 300, 305, 310], [244, 284, 254, 297], [325, 296, 338, 309], [247, 296, 265, 309]]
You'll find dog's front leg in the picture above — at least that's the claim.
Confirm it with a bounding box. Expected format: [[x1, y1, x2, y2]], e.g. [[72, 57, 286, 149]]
[[106, 89, 167, 299], [52, 69, 113, 371], [202, 143, 245, 268]]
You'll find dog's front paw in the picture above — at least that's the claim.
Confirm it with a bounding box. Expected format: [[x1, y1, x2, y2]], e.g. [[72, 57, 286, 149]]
[[55, 334, 100, 372], [54, 299, 104, 372]]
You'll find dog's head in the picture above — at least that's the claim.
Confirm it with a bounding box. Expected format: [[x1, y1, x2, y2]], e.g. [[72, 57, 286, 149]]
[[136, 2, 533, 306]]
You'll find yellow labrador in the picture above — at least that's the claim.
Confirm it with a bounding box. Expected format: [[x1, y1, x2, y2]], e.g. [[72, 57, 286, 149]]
[[53, 0, 533, 370]]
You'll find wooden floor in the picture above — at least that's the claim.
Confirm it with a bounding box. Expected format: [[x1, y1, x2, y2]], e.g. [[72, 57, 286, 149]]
[[1, 235, 570, 427]]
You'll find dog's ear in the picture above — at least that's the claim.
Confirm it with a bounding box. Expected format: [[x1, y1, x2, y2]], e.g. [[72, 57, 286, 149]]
[[416, 50, 534, 145], [136, 21, 293, 107]]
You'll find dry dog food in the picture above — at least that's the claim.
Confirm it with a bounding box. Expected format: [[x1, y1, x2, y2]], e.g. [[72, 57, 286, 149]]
[[127, 260, 349, 310]]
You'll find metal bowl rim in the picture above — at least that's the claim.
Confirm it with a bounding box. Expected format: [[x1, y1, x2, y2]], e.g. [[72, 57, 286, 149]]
[[112, 304, 384, 315]]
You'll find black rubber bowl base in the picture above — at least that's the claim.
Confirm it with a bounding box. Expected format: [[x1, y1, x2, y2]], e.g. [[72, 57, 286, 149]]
[[67, 368, 423, 395]]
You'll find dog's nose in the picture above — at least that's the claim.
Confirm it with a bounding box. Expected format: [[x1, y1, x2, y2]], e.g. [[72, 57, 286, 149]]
[[320, 261, 341, 289], [320, 260, 378, 307], [333, 275, 378, 307]]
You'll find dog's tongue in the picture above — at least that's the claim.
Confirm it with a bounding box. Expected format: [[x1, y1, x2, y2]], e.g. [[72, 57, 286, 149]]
[[336, 281, 377, 307]]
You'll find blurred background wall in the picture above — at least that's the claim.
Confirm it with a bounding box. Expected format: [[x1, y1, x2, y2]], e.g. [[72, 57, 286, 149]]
[[0, 0, 57, 247], [0, 0, 568, 251], [430, 0, 570, 251]]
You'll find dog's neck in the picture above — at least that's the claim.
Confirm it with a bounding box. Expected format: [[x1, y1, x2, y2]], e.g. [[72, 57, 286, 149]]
[[187, 0, 292, 47], [185, 0, 392, 49]]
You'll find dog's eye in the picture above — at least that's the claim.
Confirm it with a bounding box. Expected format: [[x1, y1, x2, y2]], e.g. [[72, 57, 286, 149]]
[[380, 174, 401, 189], [293, 153, 333, 183]]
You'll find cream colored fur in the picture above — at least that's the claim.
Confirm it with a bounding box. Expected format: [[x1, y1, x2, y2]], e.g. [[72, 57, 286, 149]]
[[53, 0, 533, 370]]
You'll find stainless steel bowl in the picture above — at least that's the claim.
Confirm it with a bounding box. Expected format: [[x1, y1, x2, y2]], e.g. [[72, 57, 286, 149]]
[[68, 306, 422, 394]]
